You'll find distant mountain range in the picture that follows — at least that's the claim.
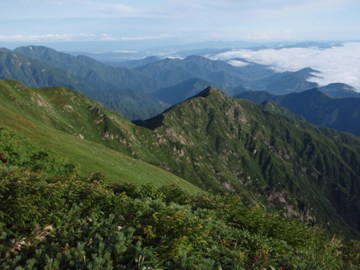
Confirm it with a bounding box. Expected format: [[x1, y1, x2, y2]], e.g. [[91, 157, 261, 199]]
[[245, 67, 319, 95], [0, 47, 166, 120], [319, 83, 360, 98], [107, 56, 161, 69], [134, 55, 276, 92], [153, 78, 211, 105], [236, 88, 360, 136], [1, 45, 360, 122]]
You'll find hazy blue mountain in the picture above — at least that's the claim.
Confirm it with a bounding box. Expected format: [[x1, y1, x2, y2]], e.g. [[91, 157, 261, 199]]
[[153, 78, 211, 105], [0, 48, 79, 89], [70, 50, 150, 62], [1, 46, 166, 119], [246, 67, 319, 94], [226, 84, 252, 96], [135, 55, 276, 92], [13, 46, 154, 91], [7, 45, 356, 122], [280, 41, 343, 49], [319, 83, 360, 98], [12, 46, 274, 93], [12, 46, 321, 97], [236, 88, 360, 136], [107, 56, 162, 69]]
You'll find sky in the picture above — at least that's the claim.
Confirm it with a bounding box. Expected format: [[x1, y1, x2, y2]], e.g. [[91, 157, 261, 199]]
[[1, 0, 360, 50]]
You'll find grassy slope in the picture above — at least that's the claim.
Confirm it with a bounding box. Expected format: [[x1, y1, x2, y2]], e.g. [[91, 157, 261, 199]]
[[0, 80, 200, 192], [2, 80, 360, 237]]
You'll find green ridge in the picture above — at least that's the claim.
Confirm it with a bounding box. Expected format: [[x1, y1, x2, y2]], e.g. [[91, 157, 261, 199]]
[[0, 80, 200, 192], [137, 87, 360, 237], [1, 79, 360, 238]]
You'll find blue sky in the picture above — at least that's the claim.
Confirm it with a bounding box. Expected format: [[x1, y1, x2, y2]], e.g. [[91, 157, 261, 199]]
[[1, 0, 359, 48]]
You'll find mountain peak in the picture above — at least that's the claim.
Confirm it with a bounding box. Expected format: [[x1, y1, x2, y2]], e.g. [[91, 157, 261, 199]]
[[134, 86, 225, 130], [194, 86, 223, 98]]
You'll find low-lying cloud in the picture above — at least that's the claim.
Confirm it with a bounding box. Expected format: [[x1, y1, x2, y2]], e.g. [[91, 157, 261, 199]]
[[211, 42, 360, 91]]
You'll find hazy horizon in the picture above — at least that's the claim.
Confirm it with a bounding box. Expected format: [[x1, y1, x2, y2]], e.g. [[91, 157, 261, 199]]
[[1, 0, 360, 52]]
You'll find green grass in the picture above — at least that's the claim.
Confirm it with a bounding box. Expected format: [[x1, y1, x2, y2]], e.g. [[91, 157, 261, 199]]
[[0, 80, 200, 193]]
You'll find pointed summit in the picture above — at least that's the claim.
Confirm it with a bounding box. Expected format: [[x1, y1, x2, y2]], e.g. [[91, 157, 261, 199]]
[[134, 86, 227, 130], [194, 86, 223, 98]]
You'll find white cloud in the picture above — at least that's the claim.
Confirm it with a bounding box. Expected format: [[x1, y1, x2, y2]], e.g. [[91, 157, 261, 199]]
[[255, 0, 354, 16], [227, 60, 249, 67], [0, 33, 96, 42], [113, 50, 138, 54], [98, 3, 134, 13], [83, 1, 136, 16], [211, 42, 360, 91], [245, 31, 294, 41], [118, 34, 173, 41], [99, 34, 118, 41], [0, 33, 176, 43]]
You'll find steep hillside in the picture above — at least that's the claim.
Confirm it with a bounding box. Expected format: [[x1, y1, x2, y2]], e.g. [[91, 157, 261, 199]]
[[0, 80, 199, 192], [3, 151, 358, 269], [0, 48, 78, 88], [137, 87, 360, 237], [1, 79, 360, 238], [237, 88, 360, 136]]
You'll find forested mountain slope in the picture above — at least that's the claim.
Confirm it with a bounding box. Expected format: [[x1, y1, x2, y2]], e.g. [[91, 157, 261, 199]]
[[1, 79, 360, 238], [1, 47, 166, 120], [2, 137, 358, 268], [137, 87, 360, 237], [236, 88, 360, 136]]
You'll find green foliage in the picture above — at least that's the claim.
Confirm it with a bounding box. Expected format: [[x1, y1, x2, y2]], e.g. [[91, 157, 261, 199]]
[[0, 131, 357, 268], [0, 128, 77, 175], [1, 167, 358, 269]]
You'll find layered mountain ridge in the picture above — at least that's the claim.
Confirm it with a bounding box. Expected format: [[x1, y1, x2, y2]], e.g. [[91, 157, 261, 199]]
[[0, 46, 167, 119], [1, 79, 359, 238], [2, 45, 360, 126], [237, 88, 360, 135]]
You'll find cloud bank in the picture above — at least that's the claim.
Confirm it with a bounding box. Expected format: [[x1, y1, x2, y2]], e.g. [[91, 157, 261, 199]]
[[211, 43, 360, 91]]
